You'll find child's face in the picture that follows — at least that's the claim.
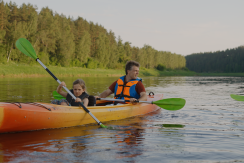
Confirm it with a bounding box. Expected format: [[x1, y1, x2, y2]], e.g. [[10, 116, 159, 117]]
[[73, 84, 85, 97]]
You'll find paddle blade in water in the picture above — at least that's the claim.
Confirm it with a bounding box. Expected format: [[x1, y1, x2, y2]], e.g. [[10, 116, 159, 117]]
[[100, 124, 111, 129], [155, 124, 185, 128], [16, 38, 37, 60], [230, 94, 244, 101], [53, 91, 65, 100], [153, 98, 186, 111]]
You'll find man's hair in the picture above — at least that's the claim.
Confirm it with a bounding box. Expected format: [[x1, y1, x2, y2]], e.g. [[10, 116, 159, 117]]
[[125, 60, 140, 75], [73, 79, 86, 90]]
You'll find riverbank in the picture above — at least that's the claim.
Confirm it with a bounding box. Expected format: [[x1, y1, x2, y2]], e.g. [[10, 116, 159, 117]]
[[0, 63, 243, 77], [0, 63, 195, 77], [0, 63, 124, 77], [195, 72, 244, 77]]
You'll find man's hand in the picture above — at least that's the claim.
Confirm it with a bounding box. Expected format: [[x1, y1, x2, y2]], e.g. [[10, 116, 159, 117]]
[[94, 96, 100, 100], [130, 98, 138, 105]]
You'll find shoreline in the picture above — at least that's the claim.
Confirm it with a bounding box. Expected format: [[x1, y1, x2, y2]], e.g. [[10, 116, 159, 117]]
[[0, 63, 244, 78], [0, 73, 124, 78]]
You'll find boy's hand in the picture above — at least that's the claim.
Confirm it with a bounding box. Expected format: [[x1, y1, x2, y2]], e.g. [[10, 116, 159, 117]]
[[75, 98, 82, 103]]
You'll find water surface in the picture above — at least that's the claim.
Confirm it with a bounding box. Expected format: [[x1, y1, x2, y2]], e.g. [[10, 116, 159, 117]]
[[0, 76, 244, 162]]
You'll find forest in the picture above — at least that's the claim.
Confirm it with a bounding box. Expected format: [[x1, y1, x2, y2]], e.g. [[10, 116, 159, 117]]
[[0, 0, 186, 70], [185, 46, 244, 73]]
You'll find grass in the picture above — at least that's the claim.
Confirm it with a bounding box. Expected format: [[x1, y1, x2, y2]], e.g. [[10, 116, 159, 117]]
[[0, 62, 124, 77], [1, 62, 243, 77]]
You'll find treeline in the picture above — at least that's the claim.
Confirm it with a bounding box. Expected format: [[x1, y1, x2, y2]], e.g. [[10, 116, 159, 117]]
[[0, 0, 186, 70], [185, 46, 244, 73]]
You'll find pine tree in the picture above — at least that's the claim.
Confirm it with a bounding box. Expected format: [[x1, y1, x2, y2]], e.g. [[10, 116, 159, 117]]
[[75, 31, 91, 64]]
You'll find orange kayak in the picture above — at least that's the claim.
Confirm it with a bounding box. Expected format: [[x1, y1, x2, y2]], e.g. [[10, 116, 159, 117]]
[[0, 94, 163, 133]]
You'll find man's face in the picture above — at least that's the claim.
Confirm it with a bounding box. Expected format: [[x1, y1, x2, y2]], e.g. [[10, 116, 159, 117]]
[[127, 66, 139, 79]]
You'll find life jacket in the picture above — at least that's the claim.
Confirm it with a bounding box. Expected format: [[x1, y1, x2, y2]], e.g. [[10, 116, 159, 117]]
[[66, 90, 89, 106], [114, 76, 142, 103]]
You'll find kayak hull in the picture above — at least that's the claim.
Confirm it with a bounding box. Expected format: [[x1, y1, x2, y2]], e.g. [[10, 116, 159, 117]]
[[0, 94, 163, 133]]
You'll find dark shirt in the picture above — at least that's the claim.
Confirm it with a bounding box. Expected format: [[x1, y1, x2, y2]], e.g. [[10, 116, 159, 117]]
[[66, 90, 89, 106]]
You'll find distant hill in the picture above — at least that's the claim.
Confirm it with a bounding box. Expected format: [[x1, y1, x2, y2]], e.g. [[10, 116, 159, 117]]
[[185, 46, 244, 73]]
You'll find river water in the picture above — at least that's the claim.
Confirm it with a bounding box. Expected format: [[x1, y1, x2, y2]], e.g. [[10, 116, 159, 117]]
[[0, 76, 244, 162]]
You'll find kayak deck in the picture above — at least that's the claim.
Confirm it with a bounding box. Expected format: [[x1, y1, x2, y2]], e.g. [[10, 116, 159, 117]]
[[0, 94, 163, 133]]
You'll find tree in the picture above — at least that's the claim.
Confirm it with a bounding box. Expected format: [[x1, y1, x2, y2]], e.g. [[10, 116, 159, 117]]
[[94, 33, 110, 68], [0, 0, 186, 71], [75, 31, 91, 64], [117, 36, 126, 63], [55, 15, 75, 66]]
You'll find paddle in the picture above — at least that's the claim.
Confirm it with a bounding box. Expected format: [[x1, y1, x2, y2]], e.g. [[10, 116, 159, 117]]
[[53, 91, 65, 100], [230, 94, 244, 101], [97, 98, 186, 111], [16, 38, 107, 128]]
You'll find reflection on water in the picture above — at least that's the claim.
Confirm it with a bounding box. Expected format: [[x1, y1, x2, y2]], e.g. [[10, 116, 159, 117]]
[[1, 76, 244, 162]]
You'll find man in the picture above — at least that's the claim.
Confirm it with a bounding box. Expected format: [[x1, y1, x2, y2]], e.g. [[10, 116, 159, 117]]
[[96, 60, 147, 104]]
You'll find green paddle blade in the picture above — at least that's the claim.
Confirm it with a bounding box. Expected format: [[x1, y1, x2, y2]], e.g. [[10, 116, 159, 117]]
[[16, 38, 37, 60], [153, 98, 186, 111], [53, 91, 65, 100], [230, 94, 244, 101]]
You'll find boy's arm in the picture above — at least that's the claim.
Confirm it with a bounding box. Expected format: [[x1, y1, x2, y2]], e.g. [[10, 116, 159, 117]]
[[57, 82, 68, 98]]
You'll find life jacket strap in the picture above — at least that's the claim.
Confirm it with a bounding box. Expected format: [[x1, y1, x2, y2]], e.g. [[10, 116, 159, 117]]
[[118, 84, 130, 87], [114, 94, 134, 98]]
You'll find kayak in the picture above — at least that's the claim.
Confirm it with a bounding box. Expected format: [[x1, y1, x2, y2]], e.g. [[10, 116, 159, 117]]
[[0, 94, 163, 133]]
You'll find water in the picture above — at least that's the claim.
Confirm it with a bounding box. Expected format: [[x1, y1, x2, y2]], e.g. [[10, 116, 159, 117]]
[[0, 76, 244, 162]]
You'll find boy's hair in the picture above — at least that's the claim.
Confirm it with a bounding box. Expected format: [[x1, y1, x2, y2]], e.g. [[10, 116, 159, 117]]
[[125, 60, 140, 75], [73, 79, 86, 90]]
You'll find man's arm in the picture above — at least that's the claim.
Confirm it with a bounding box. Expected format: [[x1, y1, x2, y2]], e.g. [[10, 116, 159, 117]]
[[138, 91, 147, 101], [129, 81, 147, 104], [135, 81, 147, 101]]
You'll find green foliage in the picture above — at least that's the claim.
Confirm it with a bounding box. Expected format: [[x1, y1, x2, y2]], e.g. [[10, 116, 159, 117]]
[[71, 58, 83, 67], [86, 58, 98, 69], [117, 37, 126, 63], [75, 31, 91, 64], [38, 51, 49, 65], [0, 45, 6, 64], [94, 33, 110, 67], [185, 46, 244, 73], [49, 56, 58, 66], [182, 67, 189, 71], [156, 64, 166, 71], [166, 67, 173, 71], [0, 30, 6, 42], [0, 0, 185, 71]]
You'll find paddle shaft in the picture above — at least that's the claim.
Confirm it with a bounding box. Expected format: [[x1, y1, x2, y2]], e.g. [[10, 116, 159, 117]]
[[97, 98, 152, 104], [36, 59, 103, 126], [97, 97, 186, 111]]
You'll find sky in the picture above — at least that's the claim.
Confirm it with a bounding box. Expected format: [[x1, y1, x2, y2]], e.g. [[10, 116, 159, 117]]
[[3, 0, 244, 56]]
